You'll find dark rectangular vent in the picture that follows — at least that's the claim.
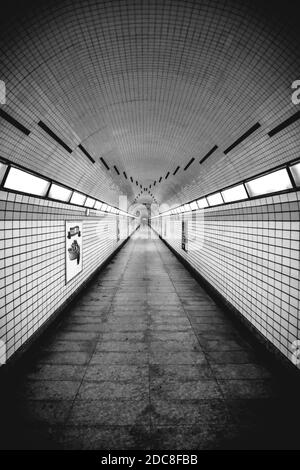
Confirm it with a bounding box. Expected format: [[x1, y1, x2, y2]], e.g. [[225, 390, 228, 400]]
[[100, 157, 110, 170], [165, 172, 170, 179], [0, 109, 30, 136], [38, 121, 72, 153], [140, 184, 142, 188], [78, 144, 95, 163], [184, 158, 195, 171], [136, 181, 138, 186], [268, 111, 300, 137], [130, 176, 133, 182], [154, 181, 156, 185], [159, 177, 162, 182], [173, 166, 180, 175], [123, 171, 127, 179], [114, 165, 120, 175], [200, 145, 218, 164], [224, 122, 261, 154]]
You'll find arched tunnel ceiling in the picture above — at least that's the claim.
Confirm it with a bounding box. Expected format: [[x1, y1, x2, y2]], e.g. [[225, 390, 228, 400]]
[[1, 0, 300, 208]]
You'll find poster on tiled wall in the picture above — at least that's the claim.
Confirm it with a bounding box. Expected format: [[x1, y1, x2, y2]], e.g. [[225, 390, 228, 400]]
[[65, 221, 83, 283]]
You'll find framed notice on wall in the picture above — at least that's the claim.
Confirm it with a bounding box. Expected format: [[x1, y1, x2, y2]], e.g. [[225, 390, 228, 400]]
[[65, 221, 83, 283], [182, 219, 188, 252]]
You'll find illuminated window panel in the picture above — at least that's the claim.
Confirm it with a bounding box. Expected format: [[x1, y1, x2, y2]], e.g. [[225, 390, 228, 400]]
[[0, 162, 8, 184], [48, 183, 72, 202], [70, 191, 86, 206], [190, 201, 198, 210], [183, 204, 191, 212], [245, 168, 292, 197], [94, 201, 103, 210], [4, 167, 50, 196], [290, 162, 300, 186], [196, 198, 208, 209], [222, 184, 248, 203], [207, 192, 223, 206], [85, 197, 96, 208], [101, 203, 108, 212]]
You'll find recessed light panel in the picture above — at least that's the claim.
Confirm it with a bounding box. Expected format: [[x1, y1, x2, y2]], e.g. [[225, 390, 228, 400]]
[[4, 167, 50, 196], [207, 192, 223, 206], [245, 168, 292, 197], [222, 184, 248, 203], [48, 183, 72, 202], [94, 201, 103, 210], [70, 191, 86, 206], [85, 197, 96, 208], [190, 201, 198, 210], [196, 198, 208, 209]]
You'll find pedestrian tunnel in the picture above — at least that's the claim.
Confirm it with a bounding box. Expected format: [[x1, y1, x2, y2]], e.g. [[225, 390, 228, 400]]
[[0, 0, 300, 451]]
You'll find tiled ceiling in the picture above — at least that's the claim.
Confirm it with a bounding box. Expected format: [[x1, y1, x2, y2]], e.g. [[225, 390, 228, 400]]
[[0, 0, 300, 208]]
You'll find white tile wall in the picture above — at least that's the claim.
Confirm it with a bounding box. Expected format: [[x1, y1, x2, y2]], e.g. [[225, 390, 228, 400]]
[[152, 191, 300, 365], [0, 190, 137, 361]]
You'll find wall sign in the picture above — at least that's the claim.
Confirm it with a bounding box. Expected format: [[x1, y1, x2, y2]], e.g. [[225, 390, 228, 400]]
[[182, 219, 188, 252], [65, 221, 83, 283]]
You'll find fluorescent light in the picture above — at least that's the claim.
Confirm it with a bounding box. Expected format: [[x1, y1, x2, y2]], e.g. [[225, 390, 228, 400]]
[[183, 204, 191, 212], [290, 162, 300, 186], [222, 184, 248, 203], [0, 162, 8, 184], [4, 167, 50, 196], [70, 191, 86, 206], [85, 197, 96, 208], [245, 168, 292, 197], [94, 201, 103, 210], [207, 192, 223, 206], [190, 201, 198, 210], [48, 183, 72, 202], [196, 198, 208, 209], [101, 203, 108, 211]]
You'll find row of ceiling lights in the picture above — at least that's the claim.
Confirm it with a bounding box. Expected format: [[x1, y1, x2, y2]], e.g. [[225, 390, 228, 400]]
[[151, 158, 300, 218], [0, 158, 135, 217]]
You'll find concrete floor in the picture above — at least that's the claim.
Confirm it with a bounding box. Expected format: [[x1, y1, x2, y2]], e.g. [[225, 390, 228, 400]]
[[1, 227, 299, 450]]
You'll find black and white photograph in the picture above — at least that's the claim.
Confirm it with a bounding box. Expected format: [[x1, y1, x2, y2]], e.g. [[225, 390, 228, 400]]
[[0, 0, 300, 455]]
